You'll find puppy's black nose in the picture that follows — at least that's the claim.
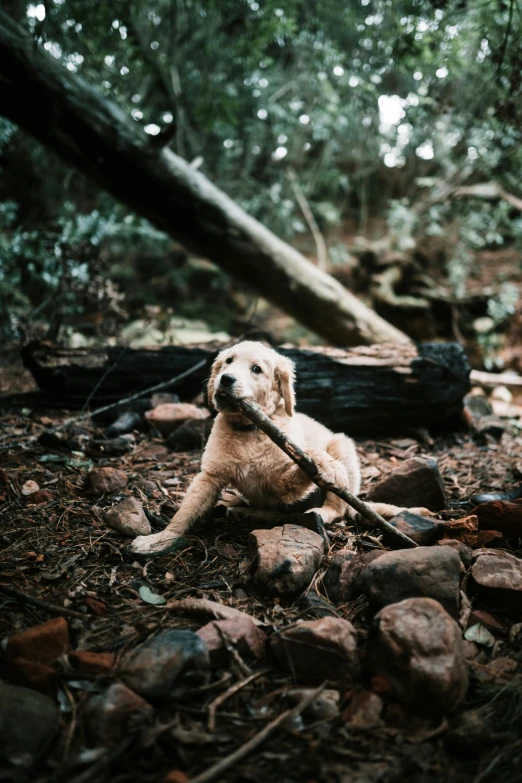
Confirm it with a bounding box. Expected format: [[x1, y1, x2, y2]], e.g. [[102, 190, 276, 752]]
[[220, 373, 236, 388]]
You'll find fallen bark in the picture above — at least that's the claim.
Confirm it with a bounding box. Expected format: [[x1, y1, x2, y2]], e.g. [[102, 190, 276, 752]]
[[21, 341, 471, 433], [0, 12, 408, 347]]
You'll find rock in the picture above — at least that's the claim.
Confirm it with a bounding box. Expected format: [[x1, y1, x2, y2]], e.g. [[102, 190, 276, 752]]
[[145, 403, 210, 436], [7, 617, 69, 666], [196, 616, 266, 667], [249, 525, 324, 597], [92, 434, 135, 456], [6, 617, 69, 692], [463, 641, 480, 660], [135, 478, 159, 495], [322, 549, 384, 604], [21, 480, 39, 496], [441, 515, 479, 546], [0, 683, 59, 764], [361, 546, 461, 618], [270, 616, 359, 684], [342, 690, 383, 729], [85, 683, 153, 745], [471, 549, 522, 594], [119, 630, 209, 701], [365, 457, 446, 511], [473, 415, 505, 442], [85, 467, 128, 495], [287, 688, 340, 719], [166, 417, 214, 452], [437, 539, 474, 567], [69, 650, 116, 675], [491, 385, 512, 403], [103, 411, 142, 438], [367, 598, 468, 715], [383, 511, 443, 547], [463, 395, 493, 421], [105, 497, 151, 537], [298, 591, 339, 618], [472, 499, 522, 538]]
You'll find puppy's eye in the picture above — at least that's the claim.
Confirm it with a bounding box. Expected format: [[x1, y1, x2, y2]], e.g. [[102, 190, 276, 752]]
[[251, 365, 263, 374], [225, 357, 233, 364]]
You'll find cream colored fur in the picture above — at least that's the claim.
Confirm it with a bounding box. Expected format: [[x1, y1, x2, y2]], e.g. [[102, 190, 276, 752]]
[[131, 341, 422, 556]]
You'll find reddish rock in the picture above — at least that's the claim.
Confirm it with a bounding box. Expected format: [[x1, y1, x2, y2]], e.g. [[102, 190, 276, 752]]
[[441, 515, 479, 546], [365, 457, 446, 511], [361, 546, 461, 618], [196, 616, 266, 668], [162, 772, 189, 783], [271, 616, 359, 684], [472, 499, 522, 538], [84, 596, 107, 616], [367, 598, 468, 715], [7, 617, 69, 666], [119, 630, 209, 701], [85, 683, 153, 745], [249, 525, 324, 597], [69, 650, 116, 675], [105, 496, 151, 537], [24, 490, 54, 505], [322, 549, 384, 603], [8, 658, 57, 693], [85, 467, 128, 495], [342, 690, 383, 729], [145, 403, 210, 436], [471, 549, 522, 595]]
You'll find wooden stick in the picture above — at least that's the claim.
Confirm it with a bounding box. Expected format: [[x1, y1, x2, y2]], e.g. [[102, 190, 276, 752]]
[[224, 395, 418, 548], [207, 669, 268, 731], [188, 684, 325, 783], [0, 583, 87, 620]]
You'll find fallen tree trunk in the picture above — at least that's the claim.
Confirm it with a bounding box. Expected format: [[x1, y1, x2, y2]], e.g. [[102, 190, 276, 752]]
[[22, 341, 471, 433], [0, 12, 408, 347]]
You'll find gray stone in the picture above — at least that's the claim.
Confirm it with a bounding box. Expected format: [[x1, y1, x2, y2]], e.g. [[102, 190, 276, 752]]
[[249, 524, 324, 596], [322, 549, 384, 604], [383, 510, 443, 546], [119, 630, 209, 701], [105, 496, 151, 537], [361, 545, 461, 618], [0, 682, 59, 764], [367, 598, 468, 715], [85, 683, 154, 745], [365, 457, 446, 511], [471, 549, 522, 593]]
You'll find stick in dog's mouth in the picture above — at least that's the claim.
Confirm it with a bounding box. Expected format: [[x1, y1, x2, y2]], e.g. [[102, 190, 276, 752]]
[[220, 391, 418, 549]]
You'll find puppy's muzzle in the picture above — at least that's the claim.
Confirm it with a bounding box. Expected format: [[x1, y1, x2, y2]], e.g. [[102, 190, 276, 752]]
[[220, 373, 236, 389]]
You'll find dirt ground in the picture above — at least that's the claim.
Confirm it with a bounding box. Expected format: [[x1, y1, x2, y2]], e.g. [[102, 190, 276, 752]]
[[1, 355, 522, 783]]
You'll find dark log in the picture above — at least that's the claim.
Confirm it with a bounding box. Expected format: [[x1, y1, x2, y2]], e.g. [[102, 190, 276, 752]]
[[21, 341, 471, 434], [0, 12, 408, 347]]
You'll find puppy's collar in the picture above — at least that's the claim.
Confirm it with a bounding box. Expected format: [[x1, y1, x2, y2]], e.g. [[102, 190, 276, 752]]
[[229, 420, 257, 432]]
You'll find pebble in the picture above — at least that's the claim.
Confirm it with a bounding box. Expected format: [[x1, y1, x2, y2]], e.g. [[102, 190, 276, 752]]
[[365, 457, 446, 511], [105, 496, 151, 537], [249, 524, 324, 596]]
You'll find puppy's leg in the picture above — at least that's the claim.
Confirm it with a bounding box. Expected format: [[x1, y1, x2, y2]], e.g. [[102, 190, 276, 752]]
[[131, 471, 224, 555], [365, 502, 436, 519], [306, 434, 361, 525]]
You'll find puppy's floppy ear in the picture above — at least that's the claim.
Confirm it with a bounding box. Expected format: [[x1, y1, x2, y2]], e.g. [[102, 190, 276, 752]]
[[275, 356, 296, 416], [206, 355, 222, 410]]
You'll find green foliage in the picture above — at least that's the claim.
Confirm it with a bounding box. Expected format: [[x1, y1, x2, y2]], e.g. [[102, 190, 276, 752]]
[[1, 0, 522, 342]]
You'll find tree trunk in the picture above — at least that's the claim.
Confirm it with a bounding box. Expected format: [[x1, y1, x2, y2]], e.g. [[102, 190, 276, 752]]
[[0, 12, 409, 347], [21, 341, 470, 433]]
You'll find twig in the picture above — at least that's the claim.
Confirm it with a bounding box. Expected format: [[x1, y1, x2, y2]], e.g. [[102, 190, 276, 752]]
[[0, 357, 208, 451], [223, 395, 418, 548], [188, 684, 325, 783], [287, 166, 328, 271], [207, 669, 268, 731], [0, 583, 87, 620]]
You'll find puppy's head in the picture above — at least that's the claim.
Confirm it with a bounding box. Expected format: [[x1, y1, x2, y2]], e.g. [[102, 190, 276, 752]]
[[207, 341, 295, 417]]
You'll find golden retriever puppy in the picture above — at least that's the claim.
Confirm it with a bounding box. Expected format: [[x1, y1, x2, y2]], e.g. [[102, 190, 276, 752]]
[[131, 341, 403, 556]]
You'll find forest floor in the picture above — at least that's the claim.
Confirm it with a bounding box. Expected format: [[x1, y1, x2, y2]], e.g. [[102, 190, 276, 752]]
[[1, 355, 522, 783]]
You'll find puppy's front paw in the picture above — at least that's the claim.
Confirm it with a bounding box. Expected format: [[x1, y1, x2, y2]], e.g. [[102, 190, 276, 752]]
[[131, 531, 180, 556], [306, 448, 347, 488]]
